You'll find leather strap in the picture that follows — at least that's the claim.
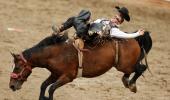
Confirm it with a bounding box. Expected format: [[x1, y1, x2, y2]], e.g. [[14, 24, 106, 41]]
[[72, 38, 84, 77], [115, 41, 119, 67]]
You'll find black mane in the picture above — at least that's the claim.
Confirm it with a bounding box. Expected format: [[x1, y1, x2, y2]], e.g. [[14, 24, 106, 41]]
[[23, 33, 68, 60], [85, 33, 113, 47]]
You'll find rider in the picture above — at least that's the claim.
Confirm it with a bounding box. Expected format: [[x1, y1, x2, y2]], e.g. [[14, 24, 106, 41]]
[[91, 6, 145, 38]]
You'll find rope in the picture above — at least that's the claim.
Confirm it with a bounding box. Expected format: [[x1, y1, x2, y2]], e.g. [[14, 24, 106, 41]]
[[143, 47, 153, 76]]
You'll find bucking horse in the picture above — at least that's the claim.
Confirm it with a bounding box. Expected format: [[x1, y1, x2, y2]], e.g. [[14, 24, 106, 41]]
[[9, 30, 152, 100]]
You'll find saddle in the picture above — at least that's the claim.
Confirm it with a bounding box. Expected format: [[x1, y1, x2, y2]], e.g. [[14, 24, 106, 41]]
[[88, 23, 104, 35]]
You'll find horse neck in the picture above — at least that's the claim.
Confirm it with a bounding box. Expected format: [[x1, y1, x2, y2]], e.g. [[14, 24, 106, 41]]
[[22, 44, 58, 68], [22, 42, 74, 68]]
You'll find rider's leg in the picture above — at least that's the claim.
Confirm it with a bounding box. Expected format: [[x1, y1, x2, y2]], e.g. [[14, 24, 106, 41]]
[[52, 17, 75, 35]]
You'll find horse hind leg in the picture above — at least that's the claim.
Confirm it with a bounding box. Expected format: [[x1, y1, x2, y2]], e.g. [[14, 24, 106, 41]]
[[122, 74, 130, 88], [128, 64, 147, 93]]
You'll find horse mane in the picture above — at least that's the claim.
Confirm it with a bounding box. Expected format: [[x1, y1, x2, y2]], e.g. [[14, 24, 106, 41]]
[[23, 32, 68, 60], [85, 34, 113, 48]]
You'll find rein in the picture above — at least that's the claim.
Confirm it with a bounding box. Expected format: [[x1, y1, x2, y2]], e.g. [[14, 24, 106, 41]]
[[10, 53, 32, 81]]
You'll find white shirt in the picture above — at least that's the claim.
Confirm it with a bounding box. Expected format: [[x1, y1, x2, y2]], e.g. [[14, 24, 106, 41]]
[[93, 18, 140, 39]]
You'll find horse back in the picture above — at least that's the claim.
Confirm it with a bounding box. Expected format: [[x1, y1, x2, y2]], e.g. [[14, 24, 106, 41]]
[[44, 38, 141, 77]]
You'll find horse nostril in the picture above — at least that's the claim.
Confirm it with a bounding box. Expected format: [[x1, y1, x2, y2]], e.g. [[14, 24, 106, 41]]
[[10, 85, 14, 89], [10, 85, 15, 91]]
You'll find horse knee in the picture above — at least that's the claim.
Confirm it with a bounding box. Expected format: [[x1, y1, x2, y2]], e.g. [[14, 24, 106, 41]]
[[48, 75, 72, 94], [135, 64, 147, 74], [40, 82, 46, 90], [41, 81, 51, 90]]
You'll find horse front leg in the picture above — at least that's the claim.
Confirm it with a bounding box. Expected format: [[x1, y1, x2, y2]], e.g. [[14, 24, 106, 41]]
[[39, 75, 56, 100], [122, 74, 130, 88], [129, 64, 147, 93], [48, 75, 73, 100]]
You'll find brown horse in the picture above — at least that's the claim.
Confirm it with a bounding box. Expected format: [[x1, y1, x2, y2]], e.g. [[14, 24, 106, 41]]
[[9, 31, 152, 100]]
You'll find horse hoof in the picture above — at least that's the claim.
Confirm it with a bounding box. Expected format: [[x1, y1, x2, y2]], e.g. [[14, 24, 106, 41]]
[[129, 83, 137, 93], [122, 77, 129, 88], [40, 96, 49, 100]]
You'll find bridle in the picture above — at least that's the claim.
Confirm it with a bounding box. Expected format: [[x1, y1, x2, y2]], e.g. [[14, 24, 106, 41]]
[[10, 53, 32, 81]]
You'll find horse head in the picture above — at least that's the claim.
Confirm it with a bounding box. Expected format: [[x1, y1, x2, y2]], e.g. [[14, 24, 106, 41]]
[[9, 52, 32, 91]]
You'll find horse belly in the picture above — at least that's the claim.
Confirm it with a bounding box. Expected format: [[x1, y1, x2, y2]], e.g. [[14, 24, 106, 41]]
[[82, 48, 115, 78]]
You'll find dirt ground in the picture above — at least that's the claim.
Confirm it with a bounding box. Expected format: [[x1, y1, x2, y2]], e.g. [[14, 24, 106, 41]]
[[0, 0, 170, 100]]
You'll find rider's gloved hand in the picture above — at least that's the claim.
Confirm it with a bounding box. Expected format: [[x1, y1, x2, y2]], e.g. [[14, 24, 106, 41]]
[[138, 29, 145, 36]]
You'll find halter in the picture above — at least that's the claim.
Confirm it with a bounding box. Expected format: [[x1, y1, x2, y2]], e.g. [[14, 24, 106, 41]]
[[10, 53, 32, 81]]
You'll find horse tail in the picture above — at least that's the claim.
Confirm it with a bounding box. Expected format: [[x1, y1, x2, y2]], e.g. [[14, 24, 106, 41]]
[[135, 31, 153, 74], [135, 31, 152, 55]]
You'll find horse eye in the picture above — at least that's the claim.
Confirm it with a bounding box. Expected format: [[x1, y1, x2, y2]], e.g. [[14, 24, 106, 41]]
[[15, 66, 20, 70], [14, 65, 21, 71], [14, 59, 18, 63]]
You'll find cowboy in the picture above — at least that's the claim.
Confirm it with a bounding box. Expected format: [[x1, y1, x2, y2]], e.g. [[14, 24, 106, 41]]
[[91, 6, 145, 38]]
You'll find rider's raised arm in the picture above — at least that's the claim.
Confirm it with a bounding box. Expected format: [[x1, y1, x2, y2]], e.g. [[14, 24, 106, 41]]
[[110, 28, 140, 39]]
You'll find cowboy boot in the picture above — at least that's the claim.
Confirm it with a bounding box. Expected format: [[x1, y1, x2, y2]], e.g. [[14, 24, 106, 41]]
[[52, 25, 65, 36]]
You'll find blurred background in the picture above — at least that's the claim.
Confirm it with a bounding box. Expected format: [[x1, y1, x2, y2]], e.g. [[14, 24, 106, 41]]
[[0, 0, 170, 100]]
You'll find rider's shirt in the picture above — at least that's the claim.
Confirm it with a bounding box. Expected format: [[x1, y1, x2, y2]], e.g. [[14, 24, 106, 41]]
[[93, 18, 140, 39]]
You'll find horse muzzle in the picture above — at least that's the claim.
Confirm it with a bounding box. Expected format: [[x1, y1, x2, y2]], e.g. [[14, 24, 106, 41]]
[[10, 85, 17, 91], [9, 80, 22, 91]]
